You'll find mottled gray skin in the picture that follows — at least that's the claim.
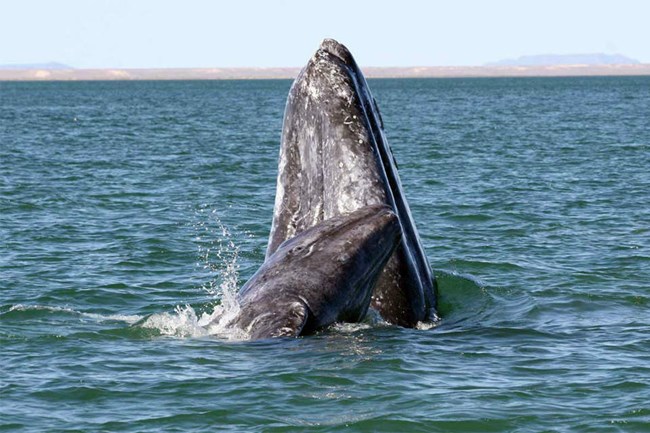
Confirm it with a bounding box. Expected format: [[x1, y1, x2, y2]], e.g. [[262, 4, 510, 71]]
[[267, 39, 437, 327], [233, 205, 399, 340]]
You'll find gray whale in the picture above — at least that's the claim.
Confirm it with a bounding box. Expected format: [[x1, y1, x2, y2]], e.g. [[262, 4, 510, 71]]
[[266, 39, 437, 327], [232, 205, 400, 339]]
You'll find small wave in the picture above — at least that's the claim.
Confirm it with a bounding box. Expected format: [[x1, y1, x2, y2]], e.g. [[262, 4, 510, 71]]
[[4, 304, 142, 324], [434, 269, 493, 327], [80, 311, 142, 324]]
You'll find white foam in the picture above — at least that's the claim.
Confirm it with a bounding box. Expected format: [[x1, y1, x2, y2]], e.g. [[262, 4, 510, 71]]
[[139, 304, 248, 340], [329, 322, 374, 333], [415, 320, 441, 331], [140, 305, 207, 338]]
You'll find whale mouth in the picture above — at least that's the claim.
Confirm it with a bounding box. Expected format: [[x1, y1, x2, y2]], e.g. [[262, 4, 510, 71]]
[[257, 38, 438, 335]]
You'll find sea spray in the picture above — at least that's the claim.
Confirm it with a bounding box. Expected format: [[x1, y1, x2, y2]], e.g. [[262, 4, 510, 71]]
[[138, 206, 247, 339], [194, 205, 241, 301]]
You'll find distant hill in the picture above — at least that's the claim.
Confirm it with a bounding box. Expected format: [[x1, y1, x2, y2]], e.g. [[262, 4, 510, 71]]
[[3, 65, 650, 81], [0, 62, 72, 70], [487, 53, 640, 66]]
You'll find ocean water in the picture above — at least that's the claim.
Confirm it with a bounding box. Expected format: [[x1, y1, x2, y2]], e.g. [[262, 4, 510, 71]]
[[1, 77, 649, 432]]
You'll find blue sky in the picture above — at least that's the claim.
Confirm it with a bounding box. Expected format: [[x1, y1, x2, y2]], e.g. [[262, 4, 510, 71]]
[[2, 0, 648, 68]]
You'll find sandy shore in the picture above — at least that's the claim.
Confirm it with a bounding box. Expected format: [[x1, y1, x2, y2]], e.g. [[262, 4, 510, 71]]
[[2, 64, 650, 81]]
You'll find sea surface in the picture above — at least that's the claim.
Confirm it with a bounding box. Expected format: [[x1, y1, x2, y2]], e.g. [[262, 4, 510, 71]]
[[1, 77, 649, 432]]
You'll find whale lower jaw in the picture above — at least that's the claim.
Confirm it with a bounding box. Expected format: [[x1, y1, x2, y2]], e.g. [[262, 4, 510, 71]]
[[233, 205, 400, 340]]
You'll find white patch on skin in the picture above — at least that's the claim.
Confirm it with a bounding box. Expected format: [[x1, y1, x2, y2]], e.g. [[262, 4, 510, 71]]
[[247, 312, 273, 333], [277, 327, 294, 336], [312, 201, 322, 225], [306, 78, 322, 101]]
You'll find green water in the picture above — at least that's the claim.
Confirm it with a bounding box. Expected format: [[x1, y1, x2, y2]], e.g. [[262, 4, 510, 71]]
[[1, 77, 649, 432]]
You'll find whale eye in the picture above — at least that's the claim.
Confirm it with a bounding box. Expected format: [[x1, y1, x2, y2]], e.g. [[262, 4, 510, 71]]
[[337, 253, 350, 263]]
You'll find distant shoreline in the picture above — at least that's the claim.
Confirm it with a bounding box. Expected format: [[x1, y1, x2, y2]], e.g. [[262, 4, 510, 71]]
[[2, 64, 650, 81]]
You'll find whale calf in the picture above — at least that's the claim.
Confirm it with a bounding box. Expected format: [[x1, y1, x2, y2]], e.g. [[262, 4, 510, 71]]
[[231, 205, 399, 339], [266, 39, 437, 327]]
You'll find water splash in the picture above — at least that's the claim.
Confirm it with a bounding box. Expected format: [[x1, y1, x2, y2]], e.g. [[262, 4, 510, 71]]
[[136, 206, 249, 339], [137, 304, 245, 340], [134, 210, 491, 341], [136, 302, 249, 340], [193, 205, 241, 303], [138, 305, 206, 338]]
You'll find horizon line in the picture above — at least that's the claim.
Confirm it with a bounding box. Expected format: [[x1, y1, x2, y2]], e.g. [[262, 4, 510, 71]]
[[2, 64, 650, 81]]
